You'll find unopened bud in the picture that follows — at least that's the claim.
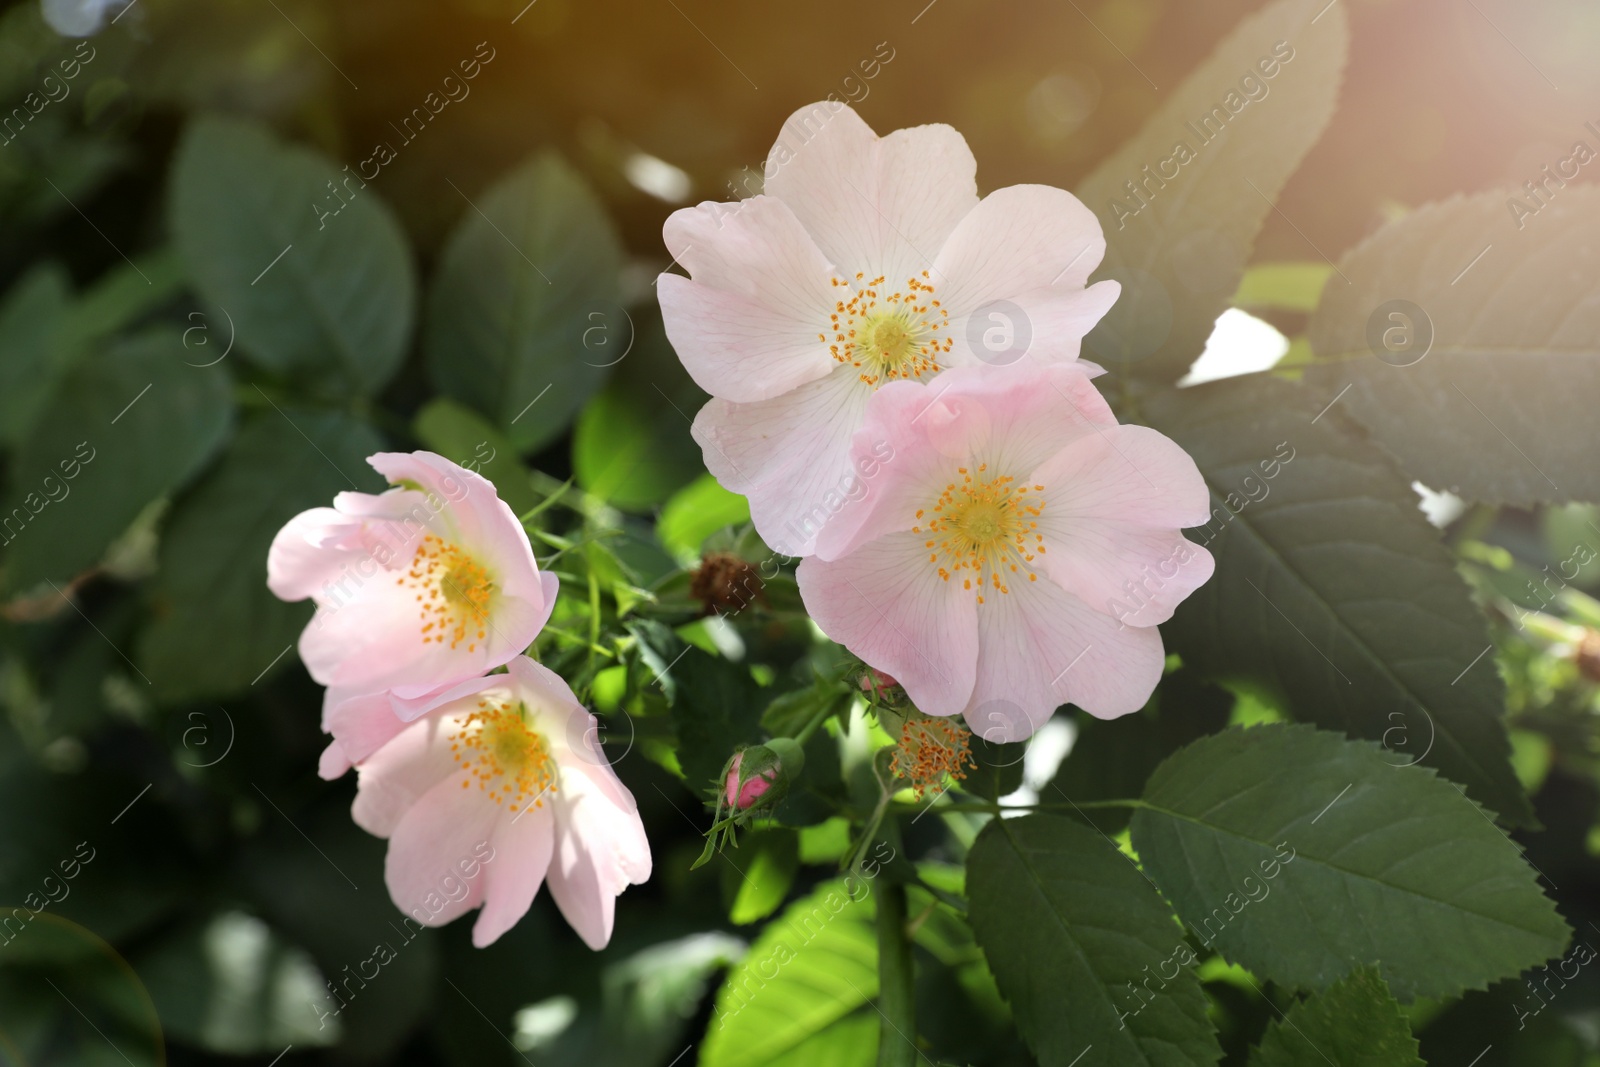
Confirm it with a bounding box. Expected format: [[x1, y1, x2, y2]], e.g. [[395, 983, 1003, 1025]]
[[723, 738, 806, 810], [859, 669, 899, 692], [725, 752, 776, 809]]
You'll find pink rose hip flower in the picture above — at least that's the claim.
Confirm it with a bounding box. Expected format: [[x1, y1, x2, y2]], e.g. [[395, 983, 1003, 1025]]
[[344, 656, 650, 949], [267, 451, 558, 698], [658, 101, 1121, 556], [796, 364, 1214, 740]]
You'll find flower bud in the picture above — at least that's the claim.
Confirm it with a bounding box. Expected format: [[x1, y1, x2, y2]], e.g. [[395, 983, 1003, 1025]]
[[723, 738, 806, 810], [858, 668, 899, 692]]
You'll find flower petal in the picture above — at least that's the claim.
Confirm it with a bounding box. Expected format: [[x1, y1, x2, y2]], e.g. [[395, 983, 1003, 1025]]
[[320, 687, 411, 778], [692, 364, 873, 556], [352, 715, 461, 837], [797, 532, 978, 716], [931, 185, 1107, 318], [472, 802, 556, 948], [546, 765, 651, 950], [763, 102, 977, 284], [966, 576, 1166, 736], [383, 770, 499, 929]]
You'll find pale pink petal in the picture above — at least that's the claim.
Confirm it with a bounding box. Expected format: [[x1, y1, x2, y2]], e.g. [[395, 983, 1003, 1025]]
[[546, 765, 651, 950], [965, 577, 1166, 737], [658, 197, 839, 404], [384, 770, 499, 928], [266, 507, 368, 602], [797, 534, 978, 717], [319, 688, 411, 779], [1034, 423, 1213, 529], [658, 275, 834, 404], [692, 364, 873, 556], [352, 715, 461, 837], [472, 803, 556, 948], [931, 185, 1107, 319], [763, 102, 977, 284], [945, 280, 1122, 368]]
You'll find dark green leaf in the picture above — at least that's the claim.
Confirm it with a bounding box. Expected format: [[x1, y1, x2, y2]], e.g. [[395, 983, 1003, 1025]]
[[138, 408, 384, 700], [1142, 374, 1532, 826], [968, 814, 1221, 1067], [4, 330, 233, 593], [170, 116, 416, 394], [699, 879, 878, 1067], [1050, 669, 1234, 832], [1130, 724, 1570, 1000], [1077, 0, 1349, 381], [673, 647, 767, 795], [1308, 187, 1600, 505], [1247, 967, 1422, 1067], [0, 262, 72, 447], [425, 153, 623, 454]]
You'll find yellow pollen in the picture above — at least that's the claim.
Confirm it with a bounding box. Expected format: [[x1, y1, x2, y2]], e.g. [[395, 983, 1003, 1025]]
[[398, 533, 495, 650], [450, 698, 556, 811], [921, 469, 1047, 602], [825, 273, 953, 387]]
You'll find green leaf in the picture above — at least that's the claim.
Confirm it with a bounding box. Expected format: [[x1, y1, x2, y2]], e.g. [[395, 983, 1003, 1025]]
[[412, 396, 541, 518], [1076, 0, 1349, 381], [1141, 374, 1533, 826], [699, 879, 879, 1067], [1050, 669, 1234, 833], [134, 910, 341, 1054], [967, 814, 1222, 1067], [0, 262, 72, 447], [169, 116, 416, 395], [724, 830, 800, 925], [138, 408, 384, 700], [674, 648, 768, 795], [963, 733, 1026, 802], [765, 1012, 877, 1067], [659, 474, 751, 566], [1130, 724, 1569, 1001], [571, 312, 707, 511], [1247, 967, 1422, 1067], [425, 153, 623, 454], [4, 330, 233, 593], [1308, 187, 1600, 505]]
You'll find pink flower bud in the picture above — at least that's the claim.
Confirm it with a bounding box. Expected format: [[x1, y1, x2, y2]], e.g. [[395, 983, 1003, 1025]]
[[859, 669, 899, 692], [725, 752, 777, 809]]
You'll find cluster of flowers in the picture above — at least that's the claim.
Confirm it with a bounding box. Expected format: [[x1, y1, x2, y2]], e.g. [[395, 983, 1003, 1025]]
[[268, 452, 650, 949], [661, 102, 1215, 746]]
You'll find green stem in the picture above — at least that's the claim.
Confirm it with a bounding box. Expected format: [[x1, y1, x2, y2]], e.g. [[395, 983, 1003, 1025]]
[[791, 699, 839, 747], [874, 878, 917, 1067], [890, 797, 1149, 817]]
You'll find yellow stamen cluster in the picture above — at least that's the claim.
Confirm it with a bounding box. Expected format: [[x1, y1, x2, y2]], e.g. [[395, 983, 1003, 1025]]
[[450, 697, 556, 812], [891, 713, 976, 799], [399, 534, 494, 651], [818, 271, 953, 387], [915, 465, 1047, 604]]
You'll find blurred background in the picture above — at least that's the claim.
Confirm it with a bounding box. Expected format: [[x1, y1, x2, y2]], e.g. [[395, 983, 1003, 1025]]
[[3, 0, 1600, 1063]]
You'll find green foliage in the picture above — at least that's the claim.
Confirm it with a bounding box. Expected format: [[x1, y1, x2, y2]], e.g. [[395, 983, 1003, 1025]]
[[169, 116, 416, 395], [138, 408, 384, 699], [1309, 187, 1600, 505], [1130, 725, 1570, 1000], [425, 153, 624, 455], [699, 879, 879, 1067], [658, 474, 751, 565], [4, 329, 233, 593], [967, 814, 1222, 1067], [724, 829, 800, 924], [1077, 0, 1348, 381], [1143, 374, 1533, 826], [1246, 968, 1422, 1067]]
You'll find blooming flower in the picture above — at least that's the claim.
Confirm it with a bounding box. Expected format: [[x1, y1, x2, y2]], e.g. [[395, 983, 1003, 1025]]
[[658, 101, 1120, 556], [267, 451, 558, 699], [796, 363, 1214, 740], [338, 656, 650, 949]]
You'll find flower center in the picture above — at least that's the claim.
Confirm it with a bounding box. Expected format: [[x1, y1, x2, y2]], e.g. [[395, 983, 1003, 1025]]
[[890, 712, 977, 799], [451, 697, 556, 812], [822, 272, 953, 387], [400, 533, 495, 651], [915, 465, 1047, 604]]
